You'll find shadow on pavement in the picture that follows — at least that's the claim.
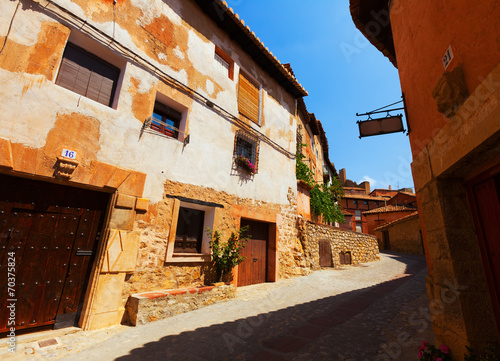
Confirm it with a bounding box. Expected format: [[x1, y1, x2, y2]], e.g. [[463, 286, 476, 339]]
[[110, 256, 426, 361]]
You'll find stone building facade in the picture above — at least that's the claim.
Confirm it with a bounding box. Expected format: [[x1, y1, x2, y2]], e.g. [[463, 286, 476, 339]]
[[0, 0, 310, 333], [374, 212, 423, 255], [350, 0, 500, 356]]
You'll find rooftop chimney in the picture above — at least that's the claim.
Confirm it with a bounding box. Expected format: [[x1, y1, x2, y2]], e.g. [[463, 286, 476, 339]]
[[389, 185, 392, 190], [339, 168, 346, 185], [363, 181, 371, 195]]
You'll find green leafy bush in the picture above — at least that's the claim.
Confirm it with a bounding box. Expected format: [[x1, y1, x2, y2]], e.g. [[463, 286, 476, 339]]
[[208, 226, 250, 282], [296, 143, 344, 224]]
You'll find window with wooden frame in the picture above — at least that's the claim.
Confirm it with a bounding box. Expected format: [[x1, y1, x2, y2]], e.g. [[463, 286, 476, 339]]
[[234, 130, 259, 173], [214, 46, 234, 80], [238, 71, 261, 125], [174, 207, 205, 254], [151, 101, 182, 139], [56, 43, 120, 107], [165, 198, 221, 263]]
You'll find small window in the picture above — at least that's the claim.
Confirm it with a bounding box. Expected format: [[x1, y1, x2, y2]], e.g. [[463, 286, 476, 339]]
[[175, 207, 205, 254], [234, 130, 259, 173], [215, 53, 229, 75], [56, 43, 120, 107], [353, 200, 357, 205], [238, 71, 262, 125], [355, 210, 362, 221], [151, 101, 182, 139], [374, 201, 378, 207], [214, 46, 234, 80], [363, 201, 368, 205]]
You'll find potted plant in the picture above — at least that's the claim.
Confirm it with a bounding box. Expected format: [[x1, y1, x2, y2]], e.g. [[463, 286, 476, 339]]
[[208, 226, 250, 283], [418, 341, 452, 361], [234, 155, 256, 174]]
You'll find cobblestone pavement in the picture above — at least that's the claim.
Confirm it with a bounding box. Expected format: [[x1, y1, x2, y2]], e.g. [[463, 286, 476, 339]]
[[2, 252, 433, 361]]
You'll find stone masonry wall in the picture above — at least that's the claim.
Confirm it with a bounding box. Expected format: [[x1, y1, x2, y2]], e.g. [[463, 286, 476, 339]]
[[126, 284, 236, 326], [374, 215, 423, 255], [278, 189, 311, 279], [123, 180, 305, 298], [298, 218, 380, 270]]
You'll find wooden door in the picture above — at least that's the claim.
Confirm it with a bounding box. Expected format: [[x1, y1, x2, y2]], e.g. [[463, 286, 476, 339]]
[[319, 240, 333, 267], [383, 230, 390, 250], [468, 172, 500, 327], [238, 220, 269, 286], [0, 175, 108, 332]]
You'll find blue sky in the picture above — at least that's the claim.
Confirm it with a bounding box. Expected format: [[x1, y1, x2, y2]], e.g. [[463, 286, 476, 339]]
[[227, 0, 414, 190]]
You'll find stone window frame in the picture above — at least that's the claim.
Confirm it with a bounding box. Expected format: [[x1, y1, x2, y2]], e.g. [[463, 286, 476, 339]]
[[165, 198, 221, 263]]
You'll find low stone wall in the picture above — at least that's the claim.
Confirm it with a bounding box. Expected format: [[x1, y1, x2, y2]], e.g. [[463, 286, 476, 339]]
[[125, 284, 236, 326], [298, 219, 380, 269]]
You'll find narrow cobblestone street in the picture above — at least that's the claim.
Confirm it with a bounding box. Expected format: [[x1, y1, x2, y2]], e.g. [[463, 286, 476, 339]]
[[3, 252, 432, 361]]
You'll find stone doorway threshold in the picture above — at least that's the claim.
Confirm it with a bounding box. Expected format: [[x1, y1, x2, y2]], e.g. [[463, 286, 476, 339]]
[[0, 323, 129, 360]]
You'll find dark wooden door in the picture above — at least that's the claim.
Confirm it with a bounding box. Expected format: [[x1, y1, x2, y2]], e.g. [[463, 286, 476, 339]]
[[319, 240, 333, 267], [0, 175, 108, 332], [469, 172, 500, 327], [238, 220, 268, 286], [383, 230, 390, 250]]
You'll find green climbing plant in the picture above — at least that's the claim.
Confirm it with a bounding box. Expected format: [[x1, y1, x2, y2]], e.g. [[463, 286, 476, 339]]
[[296, 143, 344, 224], [208, 226, 250, 282]]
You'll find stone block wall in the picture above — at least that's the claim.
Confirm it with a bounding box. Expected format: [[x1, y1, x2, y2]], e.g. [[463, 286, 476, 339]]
[[278, 188, 311, 279], [123, 180, 305, 297], [298, 218, 380, 270], [126, 284, 236, 326]]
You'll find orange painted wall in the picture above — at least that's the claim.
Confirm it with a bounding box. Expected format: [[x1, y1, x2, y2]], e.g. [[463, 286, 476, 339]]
[[365, 210, 417, 235], [390, 0, 500, 157]]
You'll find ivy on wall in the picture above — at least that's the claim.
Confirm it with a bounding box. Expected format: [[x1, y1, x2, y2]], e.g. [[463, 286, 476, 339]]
[[296, 144, 345, 224]]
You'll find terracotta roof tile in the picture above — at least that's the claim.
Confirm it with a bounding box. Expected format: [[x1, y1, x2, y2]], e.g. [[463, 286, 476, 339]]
[[363, 205, 418, 215], [342, 194, 387, 201], [374, 211, 419, 231]]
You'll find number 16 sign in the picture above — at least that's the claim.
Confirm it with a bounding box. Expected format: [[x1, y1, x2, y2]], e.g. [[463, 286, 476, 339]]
[[62, 149, 77, 160]]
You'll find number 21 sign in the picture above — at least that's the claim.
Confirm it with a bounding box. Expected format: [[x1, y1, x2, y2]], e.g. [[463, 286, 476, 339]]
[[442, 45, 454, 70]]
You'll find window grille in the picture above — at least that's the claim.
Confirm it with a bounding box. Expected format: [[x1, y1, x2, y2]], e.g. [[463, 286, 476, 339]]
[[234, 130, 259, 173], [297, 125, 303, 155]]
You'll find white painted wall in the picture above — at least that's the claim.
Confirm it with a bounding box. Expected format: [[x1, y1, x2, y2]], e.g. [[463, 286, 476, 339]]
[[0, 0, 298, 205]]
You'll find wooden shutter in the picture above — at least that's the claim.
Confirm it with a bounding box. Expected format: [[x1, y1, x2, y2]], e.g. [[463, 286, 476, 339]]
[[238, 72, 260, 124], [56, 44, 119, 107]]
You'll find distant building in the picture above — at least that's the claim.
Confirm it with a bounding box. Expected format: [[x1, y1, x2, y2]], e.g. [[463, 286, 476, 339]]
[[339, 169, 418, 237], [374, 212, 423, 255]]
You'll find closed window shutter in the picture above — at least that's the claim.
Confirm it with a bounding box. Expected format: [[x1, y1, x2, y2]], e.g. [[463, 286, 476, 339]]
[[56, 44, 119, 107], [238, 72, 260, 124]]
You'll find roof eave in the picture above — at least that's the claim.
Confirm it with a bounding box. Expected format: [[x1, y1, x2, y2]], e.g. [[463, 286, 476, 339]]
[[349, 0, 398, 68], [194, 0, 308, 98]]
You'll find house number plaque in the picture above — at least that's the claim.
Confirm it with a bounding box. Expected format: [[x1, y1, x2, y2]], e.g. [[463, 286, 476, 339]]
[[61, 149, 77, 160]]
